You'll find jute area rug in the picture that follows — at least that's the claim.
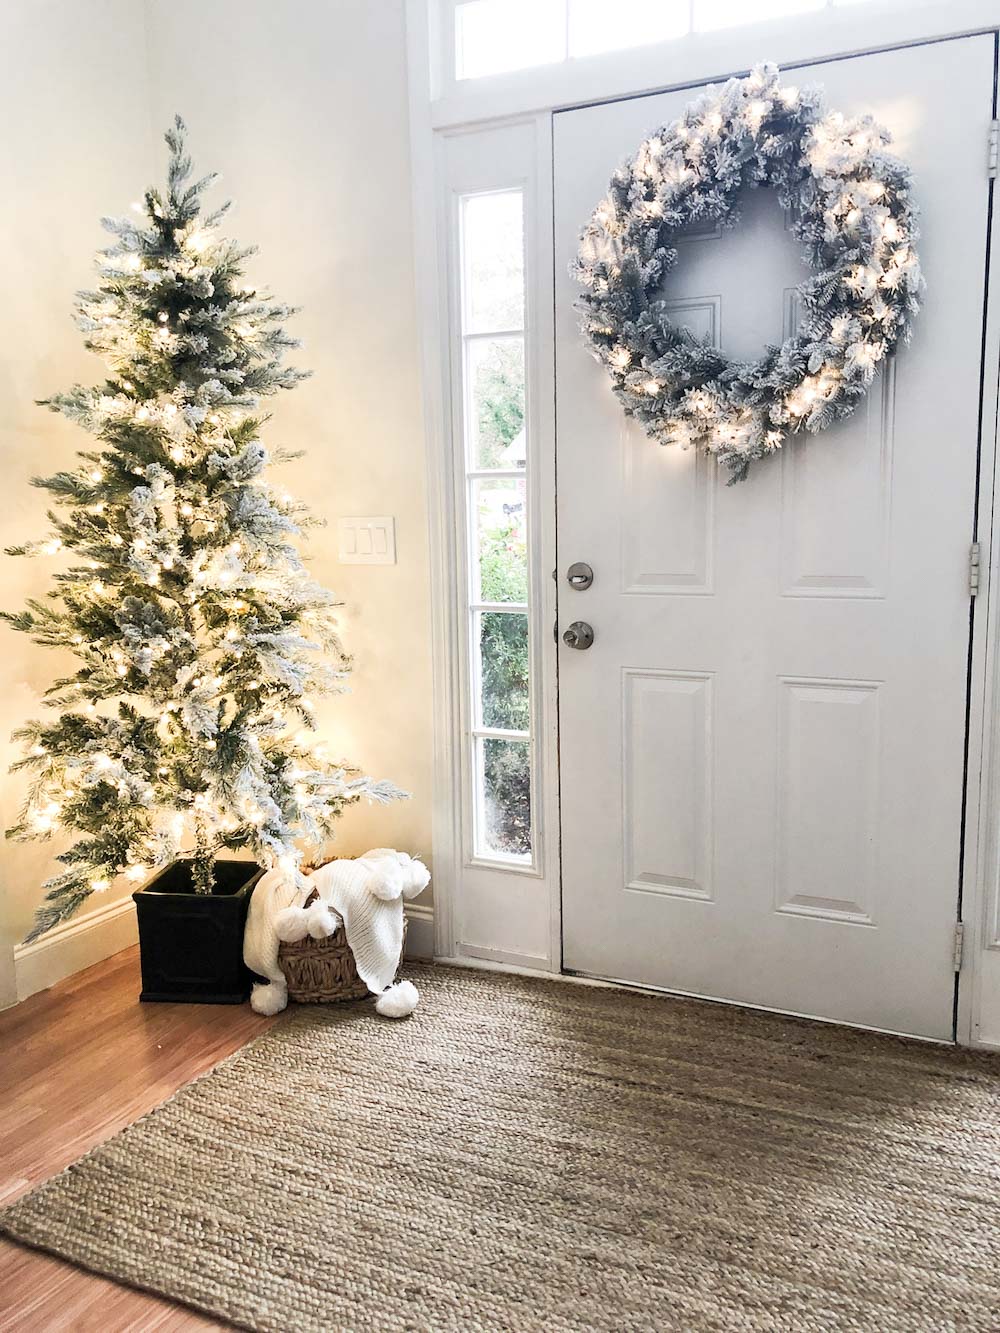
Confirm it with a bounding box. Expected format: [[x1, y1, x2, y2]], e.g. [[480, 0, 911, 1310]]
[[3, 964, 1000, 1332]]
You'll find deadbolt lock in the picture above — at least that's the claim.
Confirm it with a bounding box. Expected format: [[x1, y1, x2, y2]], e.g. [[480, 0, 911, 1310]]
[[567, 561, 594, 590], [562, 621, 595, 650]]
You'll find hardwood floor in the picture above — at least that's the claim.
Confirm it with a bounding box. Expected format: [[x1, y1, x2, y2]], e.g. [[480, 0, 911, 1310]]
[[0, 946, 277, 1331]]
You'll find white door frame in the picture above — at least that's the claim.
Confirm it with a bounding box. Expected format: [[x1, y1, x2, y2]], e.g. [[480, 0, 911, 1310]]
[[405, 0, 1000, 1046]]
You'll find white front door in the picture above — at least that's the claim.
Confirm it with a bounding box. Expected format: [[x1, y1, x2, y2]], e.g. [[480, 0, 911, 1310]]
[[555, 37, 996, 1040]]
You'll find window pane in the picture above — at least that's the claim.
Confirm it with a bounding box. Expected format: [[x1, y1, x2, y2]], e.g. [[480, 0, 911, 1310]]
[[456, 0, 566, 80], [467, 336, 525, 469], [458, 183, 533, 869], [461, 192, 524, 334], [695, 0, 824, 30], [478, 612, 529, 730], [569, 0, 689, 57], [473, 477, 527, 603], [478, 736, 531, 859]]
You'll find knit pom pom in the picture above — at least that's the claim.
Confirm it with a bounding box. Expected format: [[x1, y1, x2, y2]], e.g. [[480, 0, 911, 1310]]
[[366, 864, 406, 902], [400, 857, 431, 900], [364, 853, 430, 902], [305, 899, 341, 939], [275, 905, 310, 943], [250, 979, 288, 1015], [375, 979, 419, 1018]]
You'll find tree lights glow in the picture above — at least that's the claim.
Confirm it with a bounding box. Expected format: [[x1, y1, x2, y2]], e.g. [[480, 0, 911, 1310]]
[[4, 117, 402, 942]]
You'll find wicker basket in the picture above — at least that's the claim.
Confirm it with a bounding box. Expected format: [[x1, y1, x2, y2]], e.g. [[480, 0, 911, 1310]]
[[278, 889, 407, 1004]]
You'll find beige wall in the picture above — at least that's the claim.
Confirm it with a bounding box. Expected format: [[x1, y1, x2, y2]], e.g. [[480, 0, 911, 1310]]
[[0, 0, 432, 999], [0, 1, 157, 1002], [144, 0, 433, 861]]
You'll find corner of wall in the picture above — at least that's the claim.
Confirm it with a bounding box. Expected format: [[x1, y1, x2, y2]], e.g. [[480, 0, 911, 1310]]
[[14, 896, 138, 1004], [404, 900, 435, 959]]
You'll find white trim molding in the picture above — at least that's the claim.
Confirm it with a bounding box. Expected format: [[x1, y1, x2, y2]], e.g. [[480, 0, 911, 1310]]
[[13, 895, 138, 1004], [408, 0, 562, 971], [962, 58, 1000, 1049], [11, 896, 434, 1003], [404, 902, 437, 960], [438, 119, 561, 967], [407, 0, 462, 962]]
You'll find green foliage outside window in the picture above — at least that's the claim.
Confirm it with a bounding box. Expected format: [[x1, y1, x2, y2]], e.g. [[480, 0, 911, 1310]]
[[472, 335, 530, 857], [474, 341, 524, 468], [479, 520, 530, 857]]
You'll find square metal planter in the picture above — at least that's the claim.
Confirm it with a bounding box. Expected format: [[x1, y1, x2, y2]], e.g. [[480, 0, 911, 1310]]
[[133, 859, 264, 1004]]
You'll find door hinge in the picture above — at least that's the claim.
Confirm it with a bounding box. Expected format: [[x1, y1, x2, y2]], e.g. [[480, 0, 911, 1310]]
[[990, 121, 999, 179], [954, 921, 965, 972], [969, 542, 982, 597]]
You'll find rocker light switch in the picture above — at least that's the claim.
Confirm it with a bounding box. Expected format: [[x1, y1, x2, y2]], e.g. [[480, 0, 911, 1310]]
[[337, 517, 396, 565]]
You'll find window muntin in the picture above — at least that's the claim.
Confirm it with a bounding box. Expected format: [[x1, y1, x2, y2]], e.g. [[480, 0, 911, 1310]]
[[459, 189, 533, 864]]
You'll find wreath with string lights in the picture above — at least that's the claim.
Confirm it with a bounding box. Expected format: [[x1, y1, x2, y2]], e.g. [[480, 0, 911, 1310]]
[[573, 63, 923, 483]]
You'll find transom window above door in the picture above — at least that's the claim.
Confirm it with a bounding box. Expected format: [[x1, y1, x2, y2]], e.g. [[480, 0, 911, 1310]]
[[455, 0, 873, 81]]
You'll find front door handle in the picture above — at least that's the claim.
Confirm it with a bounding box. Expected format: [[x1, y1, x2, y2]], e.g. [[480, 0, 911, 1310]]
[[562, 621, 595, 650]]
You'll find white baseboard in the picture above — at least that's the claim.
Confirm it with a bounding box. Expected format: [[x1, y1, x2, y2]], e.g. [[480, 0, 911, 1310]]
[[404, 902, 434, 960], [9, 896, 430, 1004], [14, 895, 138, 1003]]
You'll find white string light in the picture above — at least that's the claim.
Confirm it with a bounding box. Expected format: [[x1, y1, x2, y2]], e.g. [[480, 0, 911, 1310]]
[[574, 61, 922, 481], [10, 114, 402, 944]]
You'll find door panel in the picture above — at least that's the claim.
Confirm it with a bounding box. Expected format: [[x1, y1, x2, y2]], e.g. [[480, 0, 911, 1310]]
[[555, 38, 995, 1038], [623, 667, 715, 902], [774, 675, 880, 924]]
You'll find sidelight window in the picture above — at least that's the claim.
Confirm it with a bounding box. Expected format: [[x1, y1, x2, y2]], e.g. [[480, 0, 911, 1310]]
[[458, 189, 533, 864]]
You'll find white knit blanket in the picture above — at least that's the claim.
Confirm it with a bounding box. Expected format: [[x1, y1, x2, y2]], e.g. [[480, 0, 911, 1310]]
[[243, 848, 429, 1015]]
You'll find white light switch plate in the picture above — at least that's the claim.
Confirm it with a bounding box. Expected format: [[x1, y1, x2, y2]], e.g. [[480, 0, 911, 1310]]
[[337, 516, 396, 564]]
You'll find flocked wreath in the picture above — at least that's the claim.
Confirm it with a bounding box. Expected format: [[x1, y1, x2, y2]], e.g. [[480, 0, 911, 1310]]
[[574, 63, 923, 482]]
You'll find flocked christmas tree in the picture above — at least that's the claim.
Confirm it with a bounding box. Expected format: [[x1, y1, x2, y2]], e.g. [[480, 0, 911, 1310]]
[[5, 117, 401, 941]]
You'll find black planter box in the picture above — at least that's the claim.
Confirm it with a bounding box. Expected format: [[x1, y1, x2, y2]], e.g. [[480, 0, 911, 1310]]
[[133, 859, 264, 1004]]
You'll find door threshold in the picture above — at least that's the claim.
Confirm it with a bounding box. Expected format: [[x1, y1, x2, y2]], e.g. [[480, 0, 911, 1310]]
[[562, 966, 955, 1047]]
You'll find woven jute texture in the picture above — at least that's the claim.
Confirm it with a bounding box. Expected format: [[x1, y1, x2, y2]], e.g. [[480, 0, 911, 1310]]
[[3, 964, 1000, 1332]]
